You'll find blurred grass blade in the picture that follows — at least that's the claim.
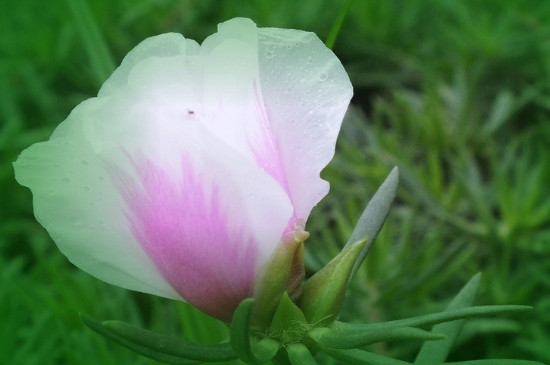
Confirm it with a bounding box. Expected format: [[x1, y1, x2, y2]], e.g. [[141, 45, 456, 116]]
[[102, 320, 237, 362], [414, 273, 481, 363], [483, 90, 515, 137], [345, 167, 399, 276], [321, 347, 412, 365], [81, 315, 201, 364], [308, 326, 444, 349], [325, 0, 354, 49], [288, 344, 319, 365], [444, 360, 545, 365], [65, 0, 116, 85]]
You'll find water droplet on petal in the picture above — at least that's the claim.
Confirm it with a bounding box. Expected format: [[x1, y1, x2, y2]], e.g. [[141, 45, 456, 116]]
[[318, 73, 328, 81], [62, 178, 70, 183]]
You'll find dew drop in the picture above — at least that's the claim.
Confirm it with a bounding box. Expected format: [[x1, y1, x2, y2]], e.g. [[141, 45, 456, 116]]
[[62, 178, 70, 183], [265, 50, 275, 59], [81, 160, 89, 166], [84, 186, 90, 191], [318, 72, 328, 81]]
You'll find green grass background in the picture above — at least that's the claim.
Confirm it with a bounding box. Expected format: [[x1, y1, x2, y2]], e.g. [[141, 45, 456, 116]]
[[2, 0, 550, 363]]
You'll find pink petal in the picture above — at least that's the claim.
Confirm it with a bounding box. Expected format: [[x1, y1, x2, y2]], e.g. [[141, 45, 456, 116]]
[[114, 155, 256, 320]]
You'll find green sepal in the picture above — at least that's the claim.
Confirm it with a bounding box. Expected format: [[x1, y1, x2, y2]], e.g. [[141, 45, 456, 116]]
[[230, 298, 279, 364], [252, 338, 280, 364], [308, 326, 444, 349], [252, 232, 307, 328], [298, 238, 367, 325], [81, 315, 203, 365], [287, 343, 319, 365], [414, 273, 481, 364], [327, 305, 531, 343], [269, 292, 308, 343], [345, 167, 399, 277]]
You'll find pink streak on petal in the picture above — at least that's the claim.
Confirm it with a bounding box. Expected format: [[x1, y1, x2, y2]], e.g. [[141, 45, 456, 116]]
[[249, 80, 298, 232], [114, 154, 258, 321]]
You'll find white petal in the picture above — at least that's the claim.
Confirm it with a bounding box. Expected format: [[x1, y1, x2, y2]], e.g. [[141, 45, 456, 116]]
[[98, 33, 200, 98], [14, 98, 181, 300], [257, 26, 353, 221]]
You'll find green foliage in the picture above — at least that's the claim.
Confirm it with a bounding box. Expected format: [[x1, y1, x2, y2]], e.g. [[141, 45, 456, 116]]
[[3, 0, 550, 364], [79, 276, 537, 364]]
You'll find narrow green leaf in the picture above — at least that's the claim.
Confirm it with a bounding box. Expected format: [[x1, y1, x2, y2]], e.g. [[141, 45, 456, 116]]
[[230, 298, 257, 364], [81, 315, 200, 365], [328, 305, 531, 342], [287, 343, 319, 365], [414, 273, 481, 364], [299, 239, 367, 325], [320, 347, 412, 365], [444, 360, 545, 365], [308, 326, 444, 349], [345, 167, 399, 276], [325, 0, 354, 49], [102, 320, 237, 362], [230, 298, 278, 364]]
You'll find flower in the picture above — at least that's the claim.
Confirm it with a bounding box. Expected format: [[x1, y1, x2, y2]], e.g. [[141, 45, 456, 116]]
[[14, 18, 352, 321]]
